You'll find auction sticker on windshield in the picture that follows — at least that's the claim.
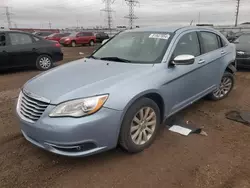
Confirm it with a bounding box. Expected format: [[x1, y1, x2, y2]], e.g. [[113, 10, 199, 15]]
[[149, 33, 170, 40]]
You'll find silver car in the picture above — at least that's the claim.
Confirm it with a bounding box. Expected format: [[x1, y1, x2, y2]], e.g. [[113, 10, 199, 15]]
[[16, 26, 236, 157]]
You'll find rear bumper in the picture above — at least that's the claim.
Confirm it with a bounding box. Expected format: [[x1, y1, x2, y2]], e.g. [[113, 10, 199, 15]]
[[52, 52, 63, 62]]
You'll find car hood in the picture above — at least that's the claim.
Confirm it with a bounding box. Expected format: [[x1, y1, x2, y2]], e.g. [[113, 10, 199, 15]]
[[235, 43, 250, 52], [24, 58, 153, 104]]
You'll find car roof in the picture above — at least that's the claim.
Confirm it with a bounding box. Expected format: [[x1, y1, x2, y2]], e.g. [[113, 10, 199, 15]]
[[0, 30, 33, 34], [124, 26, 216, 33]]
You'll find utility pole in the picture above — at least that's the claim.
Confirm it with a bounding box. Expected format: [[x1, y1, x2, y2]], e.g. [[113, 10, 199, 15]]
[[101, 0, 115, 35], [1, 6, 13, 28], [125, 0, 139, 29], [49, 21, 52, 29], [76, 19, 79, 29], [235, 0, 240, 27]]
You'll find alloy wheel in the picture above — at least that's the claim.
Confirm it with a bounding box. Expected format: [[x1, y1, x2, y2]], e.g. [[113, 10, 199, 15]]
[[130, 107, 157, 145], [72, 41, 76, 47], [213, 77, 233, 98], [39, 57, 51, 69]]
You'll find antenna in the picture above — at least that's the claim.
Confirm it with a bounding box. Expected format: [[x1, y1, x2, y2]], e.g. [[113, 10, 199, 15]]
[[124, 0, 139, 29], [101, 0, 115, 35]]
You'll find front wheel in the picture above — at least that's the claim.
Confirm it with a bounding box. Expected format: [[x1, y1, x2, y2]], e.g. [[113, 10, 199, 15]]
[[119, 98, 161, 153], [71, 41, 76, 47], [208, 72, 234, 100]]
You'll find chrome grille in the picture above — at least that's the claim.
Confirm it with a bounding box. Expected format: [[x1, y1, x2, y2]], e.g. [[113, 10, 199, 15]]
[[17, 91, 50, 123]]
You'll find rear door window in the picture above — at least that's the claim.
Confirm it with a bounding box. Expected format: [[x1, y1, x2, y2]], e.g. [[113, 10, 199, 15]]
[[200, 32, 220, 53], [0, 33, 6, 46], [9, 33, 33, 45], [83, 32, 93, 36]]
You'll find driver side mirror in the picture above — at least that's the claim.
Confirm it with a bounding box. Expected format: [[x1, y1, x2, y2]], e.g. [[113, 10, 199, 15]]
[[172, 55, 195, 65]]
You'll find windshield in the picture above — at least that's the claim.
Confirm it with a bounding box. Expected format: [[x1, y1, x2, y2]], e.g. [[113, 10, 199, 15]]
[[234, 34, 250, 43], [39, 32, 53, 36], [92, 31, 173, 64], [69, 32, 78, 37]]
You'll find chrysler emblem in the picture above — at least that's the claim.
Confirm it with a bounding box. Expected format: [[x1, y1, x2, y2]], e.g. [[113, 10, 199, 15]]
[[22, 89, 50, 103]]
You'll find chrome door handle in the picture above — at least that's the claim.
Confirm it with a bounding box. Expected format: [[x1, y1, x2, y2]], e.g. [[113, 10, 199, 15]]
[[221, 50, 226, 55], [198, 59, 205, 64]]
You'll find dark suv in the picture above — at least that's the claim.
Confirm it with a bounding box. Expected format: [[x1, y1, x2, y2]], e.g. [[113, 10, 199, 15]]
[[95, 32, 109, 43], [234, 33, 250, 68]]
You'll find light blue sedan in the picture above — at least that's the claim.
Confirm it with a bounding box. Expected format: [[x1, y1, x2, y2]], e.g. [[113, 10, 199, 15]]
[[16, 26, 236, 157]]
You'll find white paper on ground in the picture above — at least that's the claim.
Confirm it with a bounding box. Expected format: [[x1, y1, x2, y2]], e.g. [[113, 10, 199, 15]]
[[169, 125, 192, 136]]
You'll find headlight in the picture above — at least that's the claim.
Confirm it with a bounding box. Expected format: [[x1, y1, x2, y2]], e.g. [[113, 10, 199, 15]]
[[65, 38, 70, 41], [237, 51, 245, 55], [49, 94, 109, 117]]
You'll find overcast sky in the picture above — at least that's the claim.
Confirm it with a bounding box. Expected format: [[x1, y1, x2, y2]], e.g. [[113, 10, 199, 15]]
[[1, 0, 250, 29]]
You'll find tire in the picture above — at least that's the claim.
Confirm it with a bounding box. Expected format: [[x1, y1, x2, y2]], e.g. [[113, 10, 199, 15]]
[[119, 98, 161, 153], [207, 71, 234, 101], [71, 41, 76, 47], [89, 40, 94, 46], [36, 55, 53, 71]]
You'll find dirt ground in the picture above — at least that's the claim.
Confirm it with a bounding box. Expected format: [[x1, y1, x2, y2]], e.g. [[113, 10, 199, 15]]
[[1, 46, 250, 188]]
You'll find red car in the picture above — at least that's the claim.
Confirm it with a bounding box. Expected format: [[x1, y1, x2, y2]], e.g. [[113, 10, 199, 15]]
[[45, 33, 70, 42], [59, 32, 96, 47]]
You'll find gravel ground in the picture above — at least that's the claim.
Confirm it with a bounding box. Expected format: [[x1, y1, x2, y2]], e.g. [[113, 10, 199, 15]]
[[1, 46, 250, 188]]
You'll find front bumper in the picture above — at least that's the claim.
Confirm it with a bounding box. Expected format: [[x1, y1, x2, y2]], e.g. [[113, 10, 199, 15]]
[[236, 57, 250, 67], [18, 106, 123, 157], [60, 40, 71, 45]]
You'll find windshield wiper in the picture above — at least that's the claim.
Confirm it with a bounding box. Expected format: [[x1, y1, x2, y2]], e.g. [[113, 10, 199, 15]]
[[87, 55, 99, 59], [100, 56, 131, 63]]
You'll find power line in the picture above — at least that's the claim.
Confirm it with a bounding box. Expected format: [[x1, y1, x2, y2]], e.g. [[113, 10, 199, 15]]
[[235, 0, 240, 27], [124, 0, 139, 29], [101, 0, 115, 34]]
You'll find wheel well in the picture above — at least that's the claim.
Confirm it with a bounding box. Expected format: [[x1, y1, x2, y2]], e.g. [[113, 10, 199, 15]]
[[144, 93, 165, 123], [40, 54, 52, 59], [225, 67, 234, 74], [225, 62, 236, 74]]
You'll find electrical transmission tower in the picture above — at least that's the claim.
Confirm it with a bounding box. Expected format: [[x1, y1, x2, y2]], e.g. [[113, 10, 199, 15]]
[[235, 0, 240, 27], [125, 0, 139, 29], [101, 0, 115, 34], [1, 6, 13, 28]]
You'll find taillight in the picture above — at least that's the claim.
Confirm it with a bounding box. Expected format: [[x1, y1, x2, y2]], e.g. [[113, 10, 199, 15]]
[[54, 42, 61, 47]]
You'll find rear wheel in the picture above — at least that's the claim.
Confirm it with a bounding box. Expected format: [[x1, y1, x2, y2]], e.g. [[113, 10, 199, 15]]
[[89, 40, 94, 46], [36, 55, 53, 71], [119, 98, 160, 153], [208, 72, 234, 100], [71, 41, 76, 47]]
